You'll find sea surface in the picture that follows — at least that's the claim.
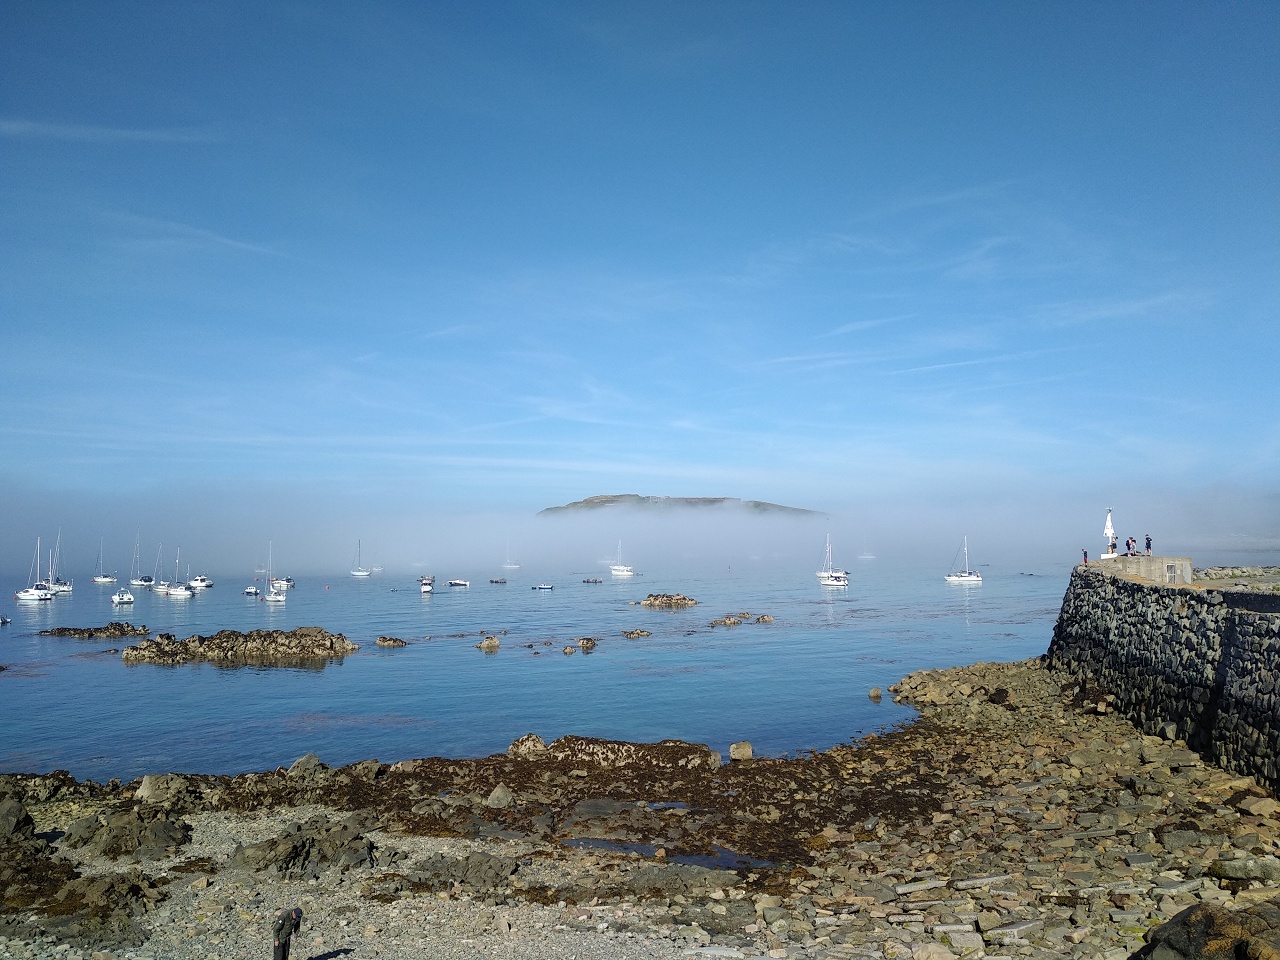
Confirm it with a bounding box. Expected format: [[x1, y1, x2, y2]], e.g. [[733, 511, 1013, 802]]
[[0, 558, 1070, 783]]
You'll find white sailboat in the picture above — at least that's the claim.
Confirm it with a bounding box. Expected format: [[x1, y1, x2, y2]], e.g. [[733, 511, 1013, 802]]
[[351, 540, 372, 578], [816, 534, 849, 586], [128, 535, 152, 587], [91, 538, 116, 583], [165, 548, 193, 598], [609, 541, 634, 577], [265, 541, 286, 602], [502, 541, 521, 570], [15, 538, 53, 602], [47, 531, 72, 594], [944, 536, 982, 584]]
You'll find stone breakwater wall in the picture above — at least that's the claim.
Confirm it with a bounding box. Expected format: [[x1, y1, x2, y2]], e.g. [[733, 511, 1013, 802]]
[[1048, 565, 1280, 795]]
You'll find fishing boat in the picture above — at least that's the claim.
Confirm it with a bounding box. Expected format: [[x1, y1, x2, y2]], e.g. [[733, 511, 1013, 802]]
[[532, 583, 553, 590], [111, 588, 135, 605], [816, 534, 849, 586], [609, 541, 634, 577], [91, 538, 116, 583], [351, 540, 372, 578], [944, 536, 982, 583]]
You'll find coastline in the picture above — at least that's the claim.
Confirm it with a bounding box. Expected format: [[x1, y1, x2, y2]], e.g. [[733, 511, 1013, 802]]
[[2, 656, 1278, 959]]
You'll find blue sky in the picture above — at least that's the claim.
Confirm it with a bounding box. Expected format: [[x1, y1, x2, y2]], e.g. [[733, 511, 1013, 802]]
[[2, 2, 1278, 575]]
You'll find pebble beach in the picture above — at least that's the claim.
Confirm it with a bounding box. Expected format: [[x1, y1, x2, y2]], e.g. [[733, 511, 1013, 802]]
[[3, 654, 1279, 960]]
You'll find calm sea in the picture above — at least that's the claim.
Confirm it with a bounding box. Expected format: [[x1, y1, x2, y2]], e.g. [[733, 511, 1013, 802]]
[[0, 558, 1068, 782]]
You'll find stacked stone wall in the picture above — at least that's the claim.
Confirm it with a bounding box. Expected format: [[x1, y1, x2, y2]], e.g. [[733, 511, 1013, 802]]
[[1048, 566, 1280, 795]]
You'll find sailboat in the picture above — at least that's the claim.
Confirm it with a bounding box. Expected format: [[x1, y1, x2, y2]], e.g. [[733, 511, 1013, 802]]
[[816, 534, 849, 587], [1102, 508, 1118, 558], [128, 535, 152, 587], [164, 548, 193, 598], [944, 536, 982, 583], [502, 542, 521, 570], [14, 538, 53, 602], [609, 541, 634, 577], [47, 530, 72, 594], [265, 541, 286, 602], [91, 538, 116, 583], [351, 540, 372, 577]]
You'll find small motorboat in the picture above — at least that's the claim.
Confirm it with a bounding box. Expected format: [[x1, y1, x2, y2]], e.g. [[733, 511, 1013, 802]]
[[111, 588, 135, 605], [15, 586, 53, 602], [447, 579, 470, 587], [532, 583, 553, 590], [270, 577, 295, 590], [489, 578, 507, 584], [243, 584, 261, 597], [420, 580, 433, 594], [582, 578, 602, 584], [165, 582, 194, 598], [189, 574, 214, 589]]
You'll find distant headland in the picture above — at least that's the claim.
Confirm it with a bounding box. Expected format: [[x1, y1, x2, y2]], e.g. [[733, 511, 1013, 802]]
[[537, 494, 820, 516]]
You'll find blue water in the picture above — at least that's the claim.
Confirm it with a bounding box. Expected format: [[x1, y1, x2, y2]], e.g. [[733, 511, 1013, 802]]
[[0, 559, 1069, 782]]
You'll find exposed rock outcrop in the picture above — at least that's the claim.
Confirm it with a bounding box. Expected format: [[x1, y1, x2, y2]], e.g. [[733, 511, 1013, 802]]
[[40, 622, 149, 640], [638, 594, 698, 608], [121, 626, 358, 665]]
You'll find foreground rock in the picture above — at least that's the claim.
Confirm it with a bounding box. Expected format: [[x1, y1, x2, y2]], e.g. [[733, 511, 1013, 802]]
[[1, 656, 1278, 959], [120, 626, 358, 665], [39, 622, 149, 640]]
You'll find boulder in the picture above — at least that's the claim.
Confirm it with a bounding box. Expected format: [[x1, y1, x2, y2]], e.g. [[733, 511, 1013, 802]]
[[1132, 897, 1280, 958], [729, 741, 753, 762], [0, 797, 36, 841], [375, 636, 407, 647], [507, 733, 549, 760]]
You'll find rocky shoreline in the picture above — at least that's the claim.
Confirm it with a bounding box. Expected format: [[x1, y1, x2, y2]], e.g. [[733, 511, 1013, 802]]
[[2, 657, 1278, 960]]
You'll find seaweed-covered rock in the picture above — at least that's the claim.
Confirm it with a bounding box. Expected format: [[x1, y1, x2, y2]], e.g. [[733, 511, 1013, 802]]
[[639, 594, 698, 608], [1132, 897, 1280, 958], [121, 626, 358, 665], [40, 623, 149, 640]]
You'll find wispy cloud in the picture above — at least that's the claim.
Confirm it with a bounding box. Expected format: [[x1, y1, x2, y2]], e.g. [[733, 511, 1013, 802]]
[[0, 119, 220, 143], [889, 347, 1071, 376], [110, 212, 288, 259], [818, 315, 913, 338], [1033, 290, 1203, 327]]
